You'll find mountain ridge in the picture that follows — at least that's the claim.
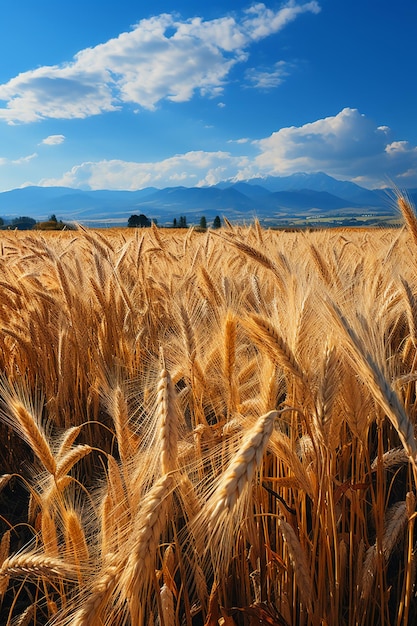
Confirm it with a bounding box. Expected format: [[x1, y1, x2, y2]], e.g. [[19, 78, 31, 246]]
[[0, 173, 413, 226]]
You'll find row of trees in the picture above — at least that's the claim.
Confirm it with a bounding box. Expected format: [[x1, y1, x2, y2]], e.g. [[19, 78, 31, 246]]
[[0, 214, 70, 231], [2, 213, 223, 230], [128, 214, 222, 229], [198, 215, 222, 229]]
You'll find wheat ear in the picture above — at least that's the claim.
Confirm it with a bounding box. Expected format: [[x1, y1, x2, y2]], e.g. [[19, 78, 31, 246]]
[[121, 473, 175, 624], [159, 583, 175, 626], [0, 531, 10, 568], [41, 508, 59, 557], [156, 367, 179, 475], [325, 300, 417, 463], [9, 400, 56, 475], [14, 604, 35, 626], [309, 243, 334, 287], [0, 530, 11, 595], [56, 425, 83, 457], [108, 385, 135, 465], [224, 310, 238, 414], [64, 509, 89, 562], [71, 473, 174, 626], [199, 266, 223, 308], [242, 315, 305, 381], [278, 517, 313, 615], [125, 473, 174, 581], [0, 554, 75, 581], [70, 556, 121, 626], [56, 444, 92, 480], [361, 500, 408, 602], [397, 195, 417, 247], [221, 236, 284, 289], [208, 410, 278, 522]]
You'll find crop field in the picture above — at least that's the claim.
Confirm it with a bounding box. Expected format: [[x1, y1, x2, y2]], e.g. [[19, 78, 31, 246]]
[[1, 198, 417, 625]]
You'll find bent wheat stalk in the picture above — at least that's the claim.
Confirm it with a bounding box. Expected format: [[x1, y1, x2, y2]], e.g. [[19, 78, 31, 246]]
[[397, 194, 417, 248], [325, 300, 417, 464], [242, 315, 305, 381], [6, 399, 56, 475]]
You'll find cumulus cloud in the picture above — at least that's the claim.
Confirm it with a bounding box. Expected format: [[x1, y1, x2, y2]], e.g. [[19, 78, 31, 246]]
[[0, 2, 320, 124], [40, 151, 251, 190], [253, 108, 417, 187], [0, 68, 116, 123], [41, 134, 66, 145], [39, 108, 417, 190]]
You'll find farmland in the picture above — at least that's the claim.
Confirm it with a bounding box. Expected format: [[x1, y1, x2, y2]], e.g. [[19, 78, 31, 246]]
[[0, 200, 417, 625]]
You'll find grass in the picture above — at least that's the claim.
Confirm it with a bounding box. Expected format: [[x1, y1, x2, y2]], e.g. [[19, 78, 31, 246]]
[[0, 203, 417, 624]]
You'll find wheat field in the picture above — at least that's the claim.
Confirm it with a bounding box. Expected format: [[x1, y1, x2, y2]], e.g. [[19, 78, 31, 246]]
[[0, 200, 417, 625]]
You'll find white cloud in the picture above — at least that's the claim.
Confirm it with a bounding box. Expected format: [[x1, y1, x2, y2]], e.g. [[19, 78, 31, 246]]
[[253, 108, 417, 187], [243, 1, 320, 41], [0, 152, 38, 169], [39, 108, 417, 190], [11, 153, 38, 165], [40, 151, 251, 190], [41, 134, 66, 145], [385, 140, 410, 154], [245, 61, 290, 89], [0, 66, 116, 123], [228, 138, 250, 144], [0, 3, 320, 124]]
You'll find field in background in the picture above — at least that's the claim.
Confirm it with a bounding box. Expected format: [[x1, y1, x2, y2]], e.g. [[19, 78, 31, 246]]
[[1, 210, 417, 625]]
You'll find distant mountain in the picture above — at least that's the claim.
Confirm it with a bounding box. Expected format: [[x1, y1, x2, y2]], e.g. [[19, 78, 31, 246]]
[[263, 189, 361, 211], [226, 172, 387, 206], [0, 174, 411, 227]]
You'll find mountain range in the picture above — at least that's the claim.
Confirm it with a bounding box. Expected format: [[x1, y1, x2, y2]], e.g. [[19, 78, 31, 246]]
[[0, 172, 414, 227]]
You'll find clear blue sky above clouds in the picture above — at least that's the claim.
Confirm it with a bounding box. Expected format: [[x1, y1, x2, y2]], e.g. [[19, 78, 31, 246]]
[[0, 0, 416, 191]]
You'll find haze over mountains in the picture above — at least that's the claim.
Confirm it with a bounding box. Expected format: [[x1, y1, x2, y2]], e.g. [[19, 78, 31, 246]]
[[0, 172, 414, 227]]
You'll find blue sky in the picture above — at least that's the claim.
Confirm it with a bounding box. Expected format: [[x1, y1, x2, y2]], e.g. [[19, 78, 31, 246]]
[[0, 0, 416, 192]]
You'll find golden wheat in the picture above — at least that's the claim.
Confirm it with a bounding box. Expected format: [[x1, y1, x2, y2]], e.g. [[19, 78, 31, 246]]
[[0, 217, 416, 624]]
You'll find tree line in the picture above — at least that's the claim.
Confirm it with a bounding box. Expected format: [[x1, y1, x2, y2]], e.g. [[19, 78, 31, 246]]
[[0, 214, 70, 230], [0, 212, 223, 230], [128, 214, 222, 229]]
